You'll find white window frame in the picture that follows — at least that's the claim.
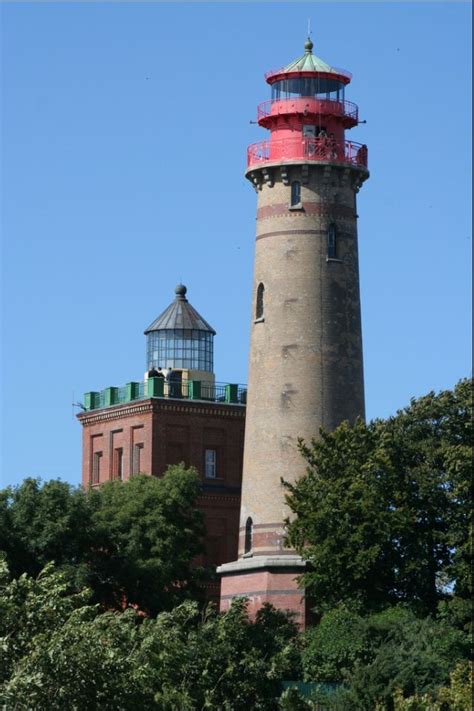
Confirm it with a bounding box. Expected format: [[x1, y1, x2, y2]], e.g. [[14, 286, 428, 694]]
[[204, 449, 217, 479]]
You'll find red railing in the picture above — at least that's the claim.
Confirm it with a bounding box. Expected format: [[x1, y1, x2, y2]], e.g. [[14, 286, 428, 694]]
[[265, 66, 352, 82], [247, 137, 368, 169], [257, 97, 358, 124]]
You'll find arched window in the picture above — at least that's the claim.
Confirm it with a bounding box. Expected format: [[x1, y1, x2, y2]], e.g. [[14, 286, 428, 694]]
[[290, 181, 301, 207], [244, 517, 253, 554], [327, 223, 337, 259], [256, 283, 265, 320]]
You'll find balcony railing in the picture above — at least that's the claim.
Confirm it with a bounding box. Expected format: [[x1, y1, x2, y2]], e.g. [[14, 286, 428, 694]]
[[83, 378, 248, 411], [257, 97, 358, 124], [265, 66, 352, 82], [247, 137, 368, 170]]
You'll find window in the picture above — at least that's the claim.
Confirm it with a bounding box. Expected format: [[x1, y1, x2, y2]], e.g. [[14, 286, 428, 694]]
[[271, 77, 345, 102], [204, 449, 217, 479], [114, 448, 123, 480], [302, 125, 316, 138], [132, 443, 144, 474], [244, 517, 253, 554], [256, 282, 265, 320], [146, 329, 214, 373], [327, 223, 337, 259], [92, 452, 102, 485], [290, 181, 301, 207]]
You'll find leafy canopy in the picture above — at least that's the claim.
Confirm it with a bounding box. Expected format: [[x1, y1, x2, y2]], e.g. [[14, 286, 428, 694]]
[[0, 466, 205, 614], [301, 605, 469, 710], [0, 561, 301, 711], [285, 379, 472, 618]]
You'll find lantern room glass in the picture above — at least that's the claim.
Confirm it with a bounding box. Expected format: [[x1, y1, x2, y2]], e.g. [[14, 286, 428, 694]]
[[271, 77, 345, 102], [146, 329, 214, 372]]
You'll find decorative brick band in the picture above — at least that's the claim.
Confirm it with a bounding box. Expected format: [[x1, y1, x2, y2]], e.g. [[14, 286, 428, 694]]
[[247, 548, 298, 557], [239, 522, 285, 531], [239, 537, 296, 556], [198, 493, 241, 505], [77, 402, 154, 426], [78, 398, 246, 426], [256, 229, 324, 241], [257, 202, 355, 221], [256, 227, 356, 242], [220, 589, 302, 600]]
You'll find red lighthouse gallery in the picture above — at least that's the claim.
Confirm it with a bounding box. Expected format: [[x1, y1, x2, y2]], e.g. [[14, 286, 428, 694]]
[[79, 39, 369, 625]]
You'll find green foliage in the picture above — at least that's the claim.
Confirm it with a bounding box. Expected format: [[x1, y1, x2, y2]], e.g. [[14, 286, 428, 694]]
[[436, 661, 472, 711], [88, 466, 206, 613], [139, 598, 300, 710], [285, 379, 472, 617], [0, 477, 94, 581], [0, 557, 91, 686], [0, 562, 300, 710], [301, 606, 369, 683], [278, 687, 313, 710], [0, 467, 205, 614], [390, 662, 472, 711], [302, 606, 469, 710]]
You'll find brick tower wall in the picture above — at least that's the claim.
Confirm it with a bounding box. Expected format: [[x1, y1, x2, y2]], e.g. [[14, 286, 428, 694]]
[[239, 162, 366, 555]]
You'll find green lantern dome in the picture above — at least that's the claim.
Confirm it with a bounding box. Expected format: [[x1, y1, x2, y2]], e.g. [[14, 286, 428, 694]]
[[266, 38, 352, 84]]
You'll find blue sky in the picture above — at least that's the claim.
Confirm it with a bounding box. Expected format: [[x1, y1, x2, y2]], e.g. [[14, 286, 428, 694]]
[[1, 2, 471, 487]]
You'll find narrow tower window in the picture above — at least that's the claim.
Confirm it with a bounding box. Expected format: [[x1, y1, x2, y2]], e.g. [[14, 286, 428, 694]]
[[256, 283, 265, 320], [92, 452, 102, 485], [290, 181, 301, 206], [114, 448, 123, 480], [327, 223, 337, 259], [132, 443, 144, 474], [244, 517, 253, 554]]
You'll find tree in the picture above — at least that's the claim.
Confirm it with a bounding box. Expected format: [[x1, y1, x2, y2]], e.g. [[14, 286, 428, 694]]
[[0, 561, 301, 710], [88, 465, 206, 613], [302, 607, 469, 711], [284, 379, 472, 617], [0, 477, 94, 581], [0, 466, 206, 614]]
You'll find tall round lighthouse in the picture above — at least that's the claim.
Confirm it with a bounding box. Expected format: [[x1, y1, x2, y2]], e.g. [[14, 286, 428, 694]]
[[218, 38, 369, 627]]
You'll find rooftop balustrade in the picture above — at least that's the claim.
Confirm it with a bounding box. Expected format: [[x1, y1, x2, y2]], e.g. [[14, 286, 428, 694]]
[[265, 66, 352, 82], [247, 137, 368, 170], [257, 97, 359, 125], [83, 378, 247, 411]]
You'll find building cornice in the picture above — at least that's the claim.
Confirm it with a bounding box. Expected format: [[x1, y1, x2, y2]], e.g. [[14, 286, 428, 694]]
[[77, 397, 246, 427]]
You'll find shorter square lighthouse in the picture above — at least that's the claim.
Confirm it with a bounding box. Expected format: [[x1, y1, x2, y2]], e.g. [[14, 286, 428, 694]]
[[218, 37, 369, 628], [78, 285, 247, 601]]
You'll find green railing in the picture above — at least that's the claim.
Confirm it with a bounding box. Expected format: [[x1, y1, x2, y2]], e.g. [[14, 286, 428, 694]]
[[84, 379, 247, 411]]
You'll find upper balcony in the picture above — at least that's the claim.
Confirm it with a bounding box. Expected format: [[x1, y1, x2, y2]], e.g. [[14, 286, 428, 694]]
[[257, 97, 359, 128], [82, 378, 248, 412], [247, 137, 368, 171]]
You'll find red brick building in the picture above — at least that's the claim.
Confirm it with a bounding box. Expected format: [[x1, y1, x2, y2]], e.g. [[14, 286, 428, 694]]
[[78, 285, 246, 597]]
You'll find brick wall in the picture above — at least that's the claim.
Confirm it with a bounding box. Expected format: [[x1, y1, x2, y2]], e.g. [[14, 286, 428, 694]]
[[78, 398, 245, 569]]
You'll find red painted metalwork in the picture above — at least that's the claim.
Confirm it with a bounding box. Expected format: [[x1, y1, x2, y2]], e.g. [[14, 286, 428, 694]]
[[257, 97, 358, 126], [247, 137, 368, 169], [246, 45, 368, 175]]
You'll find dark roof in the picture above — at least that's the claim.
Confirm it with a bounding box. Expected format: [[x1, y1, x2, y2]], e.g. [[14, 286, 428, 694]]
[[144, 284, 216, 335]]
